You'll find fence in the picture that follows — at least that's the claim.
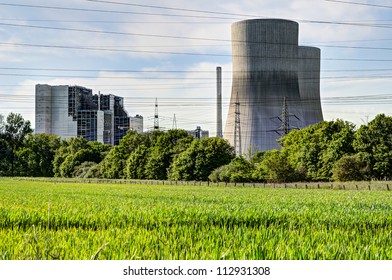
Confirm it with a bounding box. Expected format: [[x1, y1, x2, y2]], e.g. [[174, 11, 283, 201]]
[[7, 177, 392, 191]]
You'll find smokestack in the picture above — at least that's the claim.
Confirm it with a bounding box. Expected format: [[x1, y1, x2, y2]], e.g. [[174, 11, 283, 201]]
[[216, 66, 223, 138]]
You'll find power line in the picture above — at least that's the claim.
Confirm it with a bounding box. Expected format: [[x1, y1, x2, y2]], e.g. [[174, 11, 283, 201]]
[[3, 21, 392, 49], [4, 66, 392, 73], [3, 17, 392, 26], [3, 17, 392, 30], [1, 94, 392, 104], [0, 22, 230, 42], [325, 0, 392, 9], [0, 2, 239, 20], [1, 2, 392, 29], [1, 41, 227, 48], [2, 72, 392, 80], [86, 0, 260, 18], [318, 44, 392, 51], [4, 41, 392, 62], [0, 42, 230, 57], [0, 18, 232, 24]]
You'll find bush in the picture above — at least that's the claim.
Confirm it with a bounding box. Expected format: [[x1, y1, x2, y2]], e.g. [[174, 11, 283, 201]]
[[73, 162, 97, 178], [209, 156, 254, 183], [332, 154, 366, 182]]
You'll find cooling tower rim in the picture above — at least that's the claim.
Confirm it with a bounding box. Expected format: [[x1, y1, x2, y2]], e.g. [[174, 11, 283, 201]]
[[232, 18, 298, 26], [298, 45, 321, 52]]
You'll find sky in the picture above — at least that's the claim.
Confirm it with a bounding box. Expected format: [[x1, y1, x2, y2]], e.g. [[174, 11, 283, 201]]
[[1, 0, 392, 136]]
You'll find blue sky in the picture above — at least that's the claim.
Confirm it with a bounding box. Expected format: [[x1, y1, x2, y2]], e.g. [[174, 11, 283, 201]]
[[1, 0, 392, 135]]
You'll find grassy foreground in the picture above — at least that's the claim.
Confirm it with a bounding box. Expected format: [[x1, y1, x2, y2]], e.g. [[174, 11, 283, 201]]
[[1, 178, 391, 260]]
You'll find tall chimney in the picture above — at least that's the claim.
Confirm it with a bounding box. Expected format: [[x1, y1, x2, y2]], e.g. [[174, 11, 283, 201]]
[[216, 66, 223, 138]]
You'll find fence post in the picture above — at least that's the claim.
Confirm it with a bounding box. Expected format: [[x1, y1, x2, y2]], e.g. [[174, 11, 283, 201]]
[[368, 185, 371, 191], [356, 185, 359, 191], [387, 184, 390, 191]]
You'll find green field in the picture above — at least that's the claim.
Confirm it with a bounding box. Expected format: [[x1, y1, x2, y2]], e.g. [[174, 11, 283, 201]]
[[1, 178, 392, 260]]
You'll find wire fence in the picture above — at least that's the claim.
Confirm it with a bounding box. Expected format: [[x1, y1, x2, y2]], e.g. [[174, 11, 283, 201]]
[[6, 177, 392, 191]]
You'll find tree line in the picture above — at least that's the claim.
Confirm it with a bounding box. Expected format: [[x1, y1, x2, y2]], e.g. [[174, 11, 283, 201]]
[[1, 112, 391, 182]]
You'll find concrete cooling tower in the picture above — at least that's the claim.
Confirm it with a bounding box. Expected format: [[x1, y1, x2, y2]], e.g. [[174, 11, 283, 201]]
[[224, 19, 323, 153]]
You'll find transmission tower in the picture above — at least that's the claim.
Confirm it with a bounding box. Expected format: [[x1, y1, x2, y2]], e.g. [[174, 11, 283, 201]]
[[216, 66, 223, 138], [234, 92, 242, 155], [281, 96, 290, 136], [153, 98, 159, 130], [270, 96, 300, 136]]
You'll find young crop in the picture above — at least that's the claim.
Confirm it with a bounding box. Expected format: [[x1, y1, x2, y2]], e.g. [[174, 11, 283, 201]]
[[0, 178, 391, 260]]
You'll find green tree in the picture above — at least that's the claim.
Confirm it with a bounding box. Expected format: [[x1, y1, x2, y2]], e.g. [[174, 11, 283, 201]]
[[125, 145, 149, 179], [100, 130, 154, 179], [144, 129, 193, 180], [332, 154, 366, 182], [354, 114, 392, 179], [280, 119, 355, 181], [73, 162, 98, 178], [17, 133, 60, 177], [0, 137, 11, 176], [260, 149, 297, 182], [169, 137, 235, 181], [209, 156, 254, 183], [168, 143, 199, 181], [2, 113, 33, 176], [53, 137, 110, 177], [0, 115, 6, 175], [84, 163, 102, 178], [318, 122, 356, 179]]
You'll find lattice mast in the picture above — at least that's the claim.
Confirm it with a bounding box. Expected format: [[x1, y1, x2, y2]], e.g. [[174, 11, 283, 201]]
[[234, 92, 242, 155], [216, 66, 223, 138], [153, 98, 159, 130], [270, 96, 300, 136], [281, 96, 290, 136], [154, 98, 159, 130]]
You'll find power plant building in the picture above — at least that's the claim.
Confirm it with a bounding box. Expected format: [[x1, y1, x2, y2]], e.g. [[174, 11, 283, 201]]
[[224, 19, 323, 153], [129, 114, 144, 133], [188, 126, 209, 140], [35, 84, 137, 145]]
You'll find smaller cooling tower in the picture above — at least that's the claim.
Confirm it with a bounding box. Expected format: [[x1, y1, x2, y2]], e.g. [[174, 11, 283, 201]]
[[298, 46, 323, 126]]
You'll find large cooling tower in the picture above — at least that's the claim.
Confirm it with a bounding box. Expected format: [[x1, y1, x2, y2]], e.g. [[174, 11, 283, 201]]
[[224, 19, 323, 153]]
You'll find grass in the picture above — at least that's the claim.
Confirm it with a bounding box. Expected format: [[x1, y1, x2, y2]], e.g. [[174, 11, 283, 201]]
[[0, 178, 391, 260]]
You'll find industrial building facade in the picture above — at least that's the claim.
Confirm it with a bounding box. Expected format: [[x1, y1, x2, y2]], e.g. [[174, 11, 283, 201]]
[[188, 126, 209, 140], [35, 84, 142, 145], [224, 19, 323, 153]]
